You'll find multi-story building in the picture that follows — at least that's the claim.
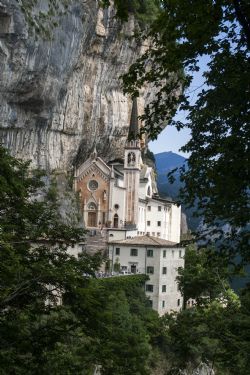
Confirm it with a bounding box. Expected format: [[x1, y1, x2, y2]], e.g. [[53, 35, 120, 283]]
[[74, 98, 184, 314], [108, 236, 184, 316]]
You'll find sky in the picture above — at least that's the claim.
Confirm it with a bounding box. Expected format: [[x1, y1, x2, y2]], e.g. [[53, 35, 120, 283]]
[[149, 56, 210, 157]]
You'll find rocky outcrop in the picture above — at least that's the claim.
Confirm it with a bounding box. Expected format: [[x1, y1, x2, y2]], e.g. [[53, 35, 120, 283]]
[[0, 0, 150, 171]]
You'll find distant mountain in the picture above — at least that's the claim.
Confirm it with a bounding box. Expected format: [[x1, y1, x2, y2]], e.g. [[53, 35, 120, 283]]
[[154, 151, 200, 231], [155, 152, 186, 174], [155, 152, 186, 200]]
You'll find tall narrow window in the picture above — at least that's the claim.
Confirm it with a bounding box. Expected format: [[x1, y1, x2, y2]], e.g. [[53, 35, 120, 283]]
[[115, 248, 120, 255], [113, 214, 119, 228], [147, 249, 154, 257], [128, 152, 136, 166]]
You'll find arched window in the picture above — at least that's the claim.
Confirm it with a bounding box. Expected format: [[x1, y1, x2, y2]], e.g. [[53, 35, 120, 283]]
[[127, 152, 136, 166], [113, 213, 119, 228], [88, 202, 97, 210]]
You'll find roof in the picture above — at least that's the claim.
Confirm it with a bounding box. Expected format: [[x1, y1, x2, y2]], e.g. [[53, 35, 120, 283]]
[[128, 97, 139, 139], [109, 235, 179, 247], [151, 195, 174, 204]]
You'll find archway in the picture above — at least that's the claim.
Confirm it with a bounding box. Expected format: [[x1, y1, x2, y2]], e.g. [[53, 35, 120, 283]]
[[113, 214, 119, 228]]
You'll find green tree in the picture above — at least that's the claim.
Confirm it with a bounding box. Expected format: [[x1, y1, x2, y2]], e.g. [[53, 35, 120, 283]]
[[101, 0, 160, 24], [177, 245, 230, 307], [120, 0, 250, 262], [162, 288, 250, 375], [0, 147, 161, 374], [160, 243, 249, 375], [113, 257, 121, 272]]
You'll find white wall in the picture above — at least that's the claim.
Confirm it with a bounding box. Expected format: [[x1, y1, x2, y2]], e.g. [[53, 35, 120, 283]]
[[168, 204, 181, 243], [108, 244, 185, 315], [109, 185, 126, 227]]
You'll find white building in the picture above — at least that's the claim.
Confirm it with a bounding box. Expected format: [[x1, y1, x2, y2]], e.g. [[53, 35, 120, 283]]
[[109, 236, 184, 316], [75, 98, 181, 243], [75, 98, 184, 314]]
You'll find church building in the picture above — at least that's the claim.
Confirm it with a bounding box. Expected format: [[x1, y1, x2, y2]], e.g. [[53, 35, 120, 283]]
[[74, 98, 181, 243], [74, 98, 184, 315]]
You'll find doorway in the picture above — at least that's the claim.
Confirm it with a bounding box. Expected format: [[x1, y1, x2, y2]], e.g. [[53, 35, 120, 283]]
[[131, 264, 137, 274], [88, 212, 97, 227], [113, 214, 119, 228]]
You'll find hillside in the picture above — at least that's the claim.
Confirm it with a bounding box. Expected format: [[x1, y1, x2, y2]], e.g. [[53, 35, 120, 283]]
[[154, 151, 201, 231]]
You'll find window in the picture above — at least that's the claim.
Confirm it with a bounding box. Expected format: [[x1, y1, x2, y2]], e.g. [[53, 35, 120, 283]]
[[146, 284, 154, 292], [114, 204, 119, 210], [179, 250, 182, 258], [158, 206, 161, 211], [162, 300, 165, 308], [162, 285, 166, 293], [152, 232, 155, 236], [147, 206, 151, 211], [128, 152, 136, 166], [147, 249, 154, 257], [147, 221, 151, 226], [146, 266, 154, 274], [172, 250, 175, 258], [88, 202, 97, 210], [157, 221, 161, 227], [147, 186, 151, 196], [88, 180, 98, 191], [146, 232, 150, 236], [148, 299, 153, 307], [177, 299, 181, 306], [115, 248, 120, 255], [163, 250, 166, 258], [162, 267, 167, 274], [130, 248, 138, 256], [157, 232, 161, 237]]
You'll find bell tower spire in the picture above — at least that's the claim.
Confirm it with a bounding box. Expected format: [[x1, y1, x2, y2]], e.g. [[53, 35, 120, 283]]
[[124, 97, 141, 226], [128, 96, 139, 140]]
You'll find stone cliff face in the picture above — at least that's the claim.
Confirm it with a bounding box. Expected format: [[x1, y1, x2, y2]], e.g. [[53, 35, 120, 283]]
[[0, 0, 149, 171]]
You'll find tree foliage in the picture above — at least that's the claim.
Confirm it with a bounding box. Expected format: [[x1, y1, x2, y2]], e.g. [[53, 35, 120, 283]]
[[0, 147, 161, 374], [120, 0, 250, 261], [162, 289, 250, 375], [101, 0, 161, 24], [176, 245, 230, 307], [162, 244, 250, 375]]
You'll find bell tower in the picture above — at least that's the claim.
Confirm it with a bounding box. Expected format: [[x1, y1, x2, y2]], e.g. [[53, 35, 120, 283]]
[[124, 97, 141, 226]]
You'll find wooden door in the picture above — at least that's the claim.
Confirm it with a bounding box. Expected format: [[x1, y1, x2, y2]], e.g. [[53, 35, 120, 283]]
[[88, 212, 97, 227]]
